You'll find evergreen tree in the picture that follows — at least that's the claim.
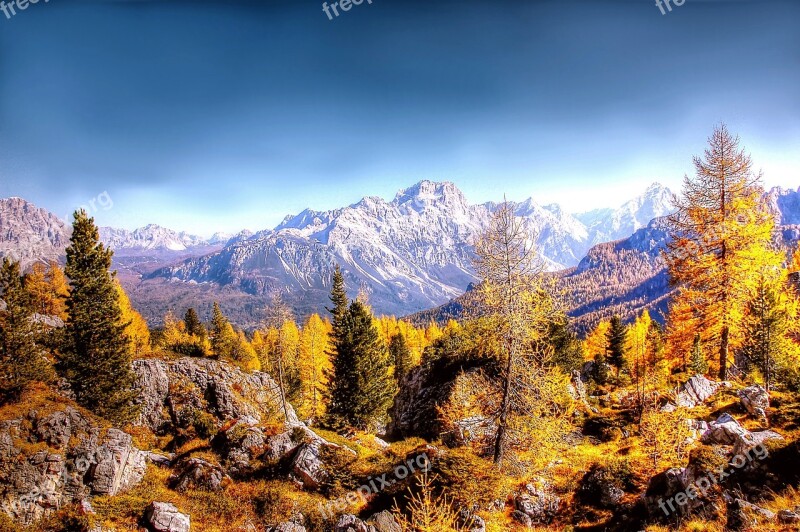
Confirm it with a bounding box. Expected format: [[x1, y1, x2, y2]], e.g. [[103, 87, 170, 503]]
[[327, 265, 348, 326], [389, 332, 413, 383], [549, 316, 584, 373], [739, 271, 796, 392], [325, 300, 396, 430], [689, 334, 709, 375], [0, 258, 54, 402], [210, 302, 235, 357], [184, 307, 204, 338], [606, 315, 627, 373], [62, 211, 138, 423]]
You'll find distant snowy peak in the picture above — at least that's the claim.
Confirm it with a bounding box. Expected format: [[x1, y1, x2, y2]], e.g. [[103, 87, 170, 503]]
[[766, 186, 800, 225], [0, 197, 69, 269], [578, 182, 675, 243], [99, 224, 210, 251]]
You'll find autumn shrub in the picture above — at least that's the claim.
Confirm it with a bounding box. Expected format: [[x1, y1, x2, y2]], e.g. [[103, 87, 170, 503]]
[[435, 447, 504, 508]]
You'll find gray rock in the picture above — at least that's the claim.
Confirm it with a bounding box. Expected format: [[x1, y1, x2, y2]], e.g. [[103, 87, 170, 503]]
[[290, 441, 330, 490], [513, 484, 560, 524], [272, 523, 306, 532], [368, 510, 401, 532], [0, 408, 146, 526], [132, 357, 298, 435], [701, 413, 750, 445], [672, 375, 727, 409], [335, 514, 374, 532], [739, 385, 770, 420], [169, 458, 230, 492], [732, 430, 783, 458], [144, 502, 191, 532], [779, 509, 800, 524], [90, 429, 147, 496]]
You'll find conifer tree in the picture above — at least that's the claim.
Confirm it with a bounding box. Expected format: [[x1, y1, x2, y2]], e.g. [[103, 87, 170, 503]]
[[606, 315, 627, 374], [0, 258, 54, 402], [62, 210, 138, 423], [666, 125, 781, 380], [739, 270, 796, 392], [210, 302, 236, 357], [389, 332, 413, 383], [325, 300, 396, 430], [184, 308, 204, 338], [689, 334, 708, 375]]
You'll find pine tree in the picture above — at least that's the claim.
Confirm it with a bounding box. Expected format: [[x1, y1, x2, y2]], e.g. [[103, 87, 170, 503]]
[[0, 258, 54, 402], [184, 308, 204, 338], [327, 265, 348, 326], [62, 211, 138, 423], [689, 334, 709, 375], [739, 270, 796, 392], [389, 332, 413, 383], [666, 125, 781, 380], [210, 302, 236, 357], [549, 316, 584, 373], [325, 300, 396, 430], [606, 315, 627, 374]]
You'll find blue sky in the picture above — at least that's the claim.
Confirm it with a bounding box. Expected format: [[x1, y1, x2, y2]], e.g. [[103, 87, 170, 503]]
[[1, 0, 798, 235]]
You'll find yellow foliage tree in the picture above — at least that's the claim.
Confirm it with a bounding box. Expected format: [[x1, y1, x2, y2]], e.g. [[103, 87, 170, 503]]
[[114, 281, 151, 358], [298, 314, 331, 420], [584, 320, 611, 361], [23, 261, 69, 320], [665, 125, 782, 380]]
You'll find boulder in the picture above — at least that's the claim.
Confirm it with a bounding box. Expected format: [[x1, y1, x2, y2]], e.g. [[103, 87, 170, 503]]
[[168, 458, 230, 493], [778, 508, 800, 524], [578, 465, 625, 508], [701, 413, 750, 445], [739, 385, 770, 420], [289, 441, 330, 490], [513, 483, 560, 524], [368, 510, 401, 532], [335, 514, 373, 532], [144, 502, 191, 532], [732, 430, 783, 458], [272, 523, 306, 532], [132, 358, 299, 435], [670, 375, 727, 409], [725, 495, 775, 529]]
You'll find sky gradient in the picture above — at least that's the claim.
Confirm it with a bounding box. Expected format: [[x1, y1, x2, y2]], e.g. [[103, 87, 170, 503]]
[[1, 0, 798, 235]]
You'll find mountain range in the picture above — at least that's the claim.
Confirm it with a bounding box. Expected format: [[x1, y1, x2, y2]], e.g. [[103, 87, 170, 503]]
[[1, 181, 798, 331]]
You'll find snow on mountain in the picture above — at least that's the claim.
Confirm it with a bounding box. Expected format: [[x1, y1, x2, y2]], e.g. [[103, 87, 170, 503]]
[[577, 182, 675, 244], [766, 186, 800, 225], [150, 180, 653, 316], [99, 225, 211, 252], [0, 197, 69, 269]]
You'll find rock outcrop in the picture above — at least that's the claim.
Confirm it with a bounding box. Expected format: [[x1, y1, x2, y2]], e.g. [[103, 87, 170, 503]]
[[132, 357, 298, 435], [739, 385, 770, 421], [0, 405, 146, 525], [663, 375, 728, 411]]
